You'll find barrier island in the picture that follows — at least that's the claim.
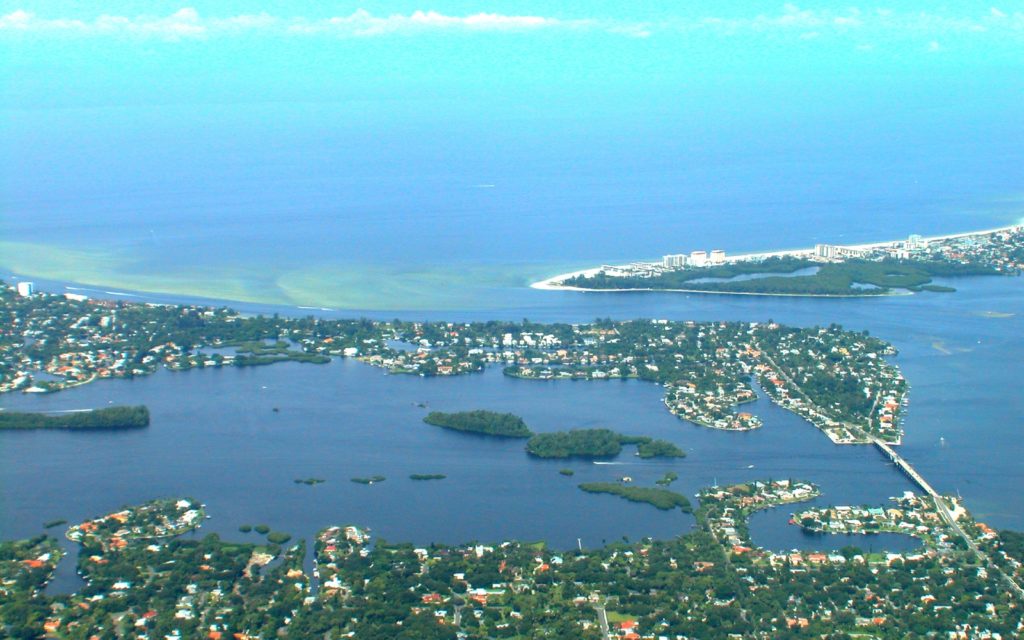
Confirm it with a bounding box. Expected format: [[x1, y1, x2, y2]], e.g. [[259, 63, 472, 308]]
[[537, 224, 1023, 297]]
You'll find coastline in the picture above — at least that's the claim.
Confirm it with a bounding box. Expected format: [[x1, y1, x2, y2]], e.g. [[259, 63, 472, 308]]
[[531, 220, 1024, 293]]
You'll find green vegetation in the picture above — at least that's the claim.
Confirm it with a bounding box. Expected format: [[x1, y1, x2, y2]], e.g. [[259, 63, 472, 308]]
[[0, 405, 149, 430], [423, 410, 533, 437], [526, 429, 685, 459], [526, 429, 624, 458], [232, 340, 331, 366], [239, 524, 253, 533], [655, 472, 679, 486], [43, 519, 67, 529], [409, 474, 447, 481], [266, 532, 291, 545], [998, 529, 1024, 564], [254, 524, 270, 535], [567, 258, 999, 296], [294, 478, 325, 486], [351, 476, 386, 484], [636, 439, 686, 459], [578, 482, 692, 512], [559, 469, 575, 476]]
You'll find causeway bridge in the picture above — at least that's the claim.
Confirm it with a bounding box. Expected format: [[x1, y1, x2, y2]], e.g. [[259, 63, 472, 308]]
[[872, 439, 940, 498], [872, 438, 1024, 600]]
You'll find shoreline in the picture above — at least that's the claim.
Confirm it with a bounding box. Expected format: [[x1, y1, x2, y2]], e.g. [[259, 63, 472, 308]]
[[531, 220, 1024, 292]]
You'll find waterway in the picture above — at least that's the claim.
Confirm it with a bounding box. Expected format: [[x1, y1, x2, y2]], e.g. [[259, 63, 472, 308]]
[[1, 277, 1022, 593]]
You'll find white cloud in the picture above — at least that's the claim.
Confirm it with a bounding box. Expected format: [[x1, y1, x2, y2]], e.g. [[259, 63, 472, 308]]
[[0, 7, 587, 40], [1, 5, 1022, 41]]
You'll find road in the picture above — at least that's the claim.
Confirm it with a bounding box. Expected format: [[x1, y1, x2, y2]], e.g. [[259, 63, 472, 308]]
[[594, 602, 611, 640]]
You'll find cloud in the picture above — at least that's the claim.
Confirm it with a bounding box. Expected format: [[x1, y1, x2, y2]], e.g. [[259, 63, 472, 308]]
[[1, 5, 1022, 42], [0, 7, 592, 40]]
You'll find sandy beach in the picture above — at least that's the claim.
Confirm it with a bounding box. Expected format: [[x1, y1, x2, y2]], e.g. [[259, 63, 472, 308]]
[[531, 221, 1023, 291]]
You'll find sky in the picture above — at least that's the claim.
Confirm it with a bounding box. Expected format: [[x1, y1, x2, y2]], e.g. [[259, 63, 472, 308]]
[[2, 1, 1022, 109]]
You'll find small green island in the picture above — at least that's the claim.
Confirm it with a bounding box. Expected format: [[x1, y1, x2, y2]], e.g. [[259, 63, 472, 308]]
[[409, 474, 446, 481], [0, 405, 150, 430], [351, 476, 386, 485], [265, 531, 291, 545], [525, 428, 685, 459], [294, 478, 325, 486], [655, 472, 679, 486], [578, 482, 692, 512], [423, 409, 533, 437], [233, 340, 331, 367]]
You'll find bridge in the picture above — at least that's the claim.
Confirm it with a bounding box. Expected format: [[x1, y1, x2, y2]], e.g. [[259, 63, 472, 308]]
[[873, 438, 1024, 600], [872, 439, 940, 498]]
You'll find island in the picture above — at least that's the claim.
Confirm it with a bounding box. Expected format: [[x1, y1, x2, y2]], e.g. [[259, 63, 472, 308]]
[[578, 482, 692, 511], [535, 224, 1024, 297], [423, 410, 533, 437], [294, 477, 326, 486], [655, 471, 678, 486], [409, 473, 447, 481], [0, 405, 149, 430], [525, 429, 684, 459], [350, 475, 386, 485]]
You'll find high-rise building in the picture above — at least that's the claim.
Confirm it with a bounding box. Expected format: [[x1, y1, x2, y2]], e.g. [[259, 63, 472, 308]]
[[662, 254, 689, 268], [709, 249, 726, 265], [814, 244, 838, 259], [16, 281, 34, 297], [690, 251, 708, 268], [905, 234, 927, 251]]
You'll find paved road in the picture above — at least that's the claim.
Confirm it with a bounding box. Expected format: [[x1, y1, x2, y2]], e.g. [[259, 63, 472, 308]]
[[594, 603, 611, 640]]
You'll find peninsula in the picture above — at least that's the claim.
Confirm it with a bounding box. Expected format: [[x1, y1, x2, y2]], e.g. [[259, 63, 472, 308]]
[[532, 223, 1023, 296]]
